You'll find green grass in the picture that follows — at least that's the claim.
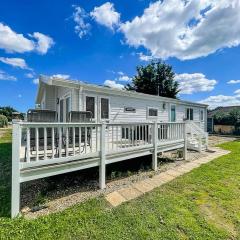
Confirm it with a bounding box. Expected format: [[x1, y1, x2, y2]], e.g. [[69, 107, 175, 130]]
[[0, 130, 240, 239]]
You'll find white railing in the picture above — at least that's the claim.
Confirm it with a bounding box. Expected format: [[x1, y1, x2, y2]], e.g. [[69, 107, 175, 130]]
[[186, 121, 206, 137], [106, 123, 153, 153], [18, 122, 186, 166], [19, 122, 101, 168], [157, 122, 185, 142], [11, 121, 187, 218], [185, 121, 208, 151]]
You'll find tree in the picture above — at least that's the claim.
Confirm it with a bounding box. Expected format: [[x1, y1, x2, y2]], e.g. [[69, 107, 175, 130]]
[[0, 106, 24, 121], [229, 109, 240, 133], [0, 115, 8, 128], [125, 60, 179, 98]]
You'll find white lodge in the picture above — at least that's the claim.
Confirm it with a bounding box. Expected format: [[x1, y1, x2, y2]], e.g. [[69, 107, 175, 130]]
[[36, 76, 207, 129], [11, 75, 209, 218]]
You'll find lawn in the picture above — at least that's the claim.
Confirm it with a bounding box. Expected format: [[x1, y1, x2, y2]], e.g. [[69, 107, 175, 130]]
[[0, 129, 240, 239]]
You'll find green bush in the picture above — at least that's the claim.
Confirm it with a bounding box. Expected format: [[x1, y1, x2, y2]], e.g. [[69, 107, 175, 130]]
[[0, 114, 8, 128]]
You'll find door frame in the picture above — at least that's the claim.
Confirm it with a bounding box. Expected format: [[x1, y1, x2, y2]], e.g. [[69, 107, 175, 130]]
[[58, 92, 71, 122]]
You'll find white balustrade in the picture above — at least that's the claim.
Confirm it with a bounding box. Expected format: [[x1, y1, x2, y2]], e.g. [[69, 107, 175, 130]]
[[18, 122, 186, 166], [11, 121, 188, 218]]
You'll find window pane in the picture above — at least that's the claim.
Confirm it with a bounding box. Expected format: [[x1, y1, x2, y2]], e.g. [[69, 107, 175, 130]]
[[186, 108, 189, 120], [60, 99, 64, 122], [200, 110, 204, 121], [86, 96, 95, 118], [149, 108, 158, 117], [171, 105, 176, 122], [190, 108, 193, 120], [101, 98, 109, 119], [66, 97, 70, 122]]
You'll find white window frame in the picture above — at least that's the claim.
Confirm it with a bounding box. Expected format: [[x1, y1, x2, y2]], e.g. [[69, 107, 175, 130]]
[[99, 96, 110, 121], [170, 104, 176, 122], [185, 107, 194, 121], [85, 95, 97, 121], [147, 107, 158, 119]]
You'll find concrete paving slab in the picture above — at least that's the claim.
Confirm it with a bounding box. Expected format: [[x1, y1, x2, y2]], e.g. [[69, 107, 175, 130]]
[[105, 148, 231, 207], [164, 169, 183, 177], [105, 191, 127, 207], [118, 187, 142, 201], [133, 180, 155, 193]]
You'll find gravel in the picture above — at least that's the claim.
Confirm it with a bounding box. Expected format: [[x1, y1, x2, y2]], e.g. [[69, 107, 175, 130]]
[[22, 149, 207, 219]]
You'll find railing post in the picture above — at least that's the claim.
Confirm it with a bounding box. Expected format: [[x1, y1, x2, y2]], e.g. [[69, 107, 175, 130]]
[[183, 123, 188, 160], [205, 133, 209, 150], [11, 123, 21, 218], [152, 122, 158, 171], [198, 135, 202, 152], [99, 123, 106, 189]]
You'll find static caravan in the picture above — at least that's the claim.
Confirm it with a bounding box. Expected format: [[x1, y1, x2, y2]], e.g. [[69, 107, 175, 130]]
[[11, 75, 208, 217], [36, 76, 208, 129]]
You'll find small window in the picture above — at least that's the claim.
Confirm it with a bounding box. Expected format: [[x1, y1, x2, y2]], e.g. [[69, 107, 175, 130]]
[[101, 98, 109, 119], [200, 110, 204, 121], [170, 105, 176, 122], [186, 108, 194, 120], [86, 96, 95, 118], [148, 108, 158, 117]]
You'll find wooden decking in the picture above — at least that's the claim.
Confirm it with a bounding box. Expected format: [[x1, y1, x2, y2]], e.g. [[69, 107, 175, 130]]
[[12, 121, 188, 217], [17, 122, 186, 181]]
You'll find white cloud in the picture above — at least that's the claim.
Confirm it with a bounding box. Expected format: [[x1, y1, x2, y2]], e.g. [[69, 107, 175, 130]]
[[104, 80, 124, 90], [138, 52, 154, 61], [33, 78, 39, 84], [25, 73, 34, 78], [50, 74, 70, 79], [227, 79, 240, 84], [90, 2, 120, 30], [0, 70, 16, 81], [118, 71, 124, 76], [0, 57, 29, 69], [0, 22, 34, 53], [199, 94, 240, 109], [175, 73, 217, 94], [234, 89, 240, 95], [120, 0, 240, 60], [72, 5, 91, 38], [0, 22, 54, 54], [31, 32, 54, 54], [118, 75, 131, 81], [18, 94, 22, 98]]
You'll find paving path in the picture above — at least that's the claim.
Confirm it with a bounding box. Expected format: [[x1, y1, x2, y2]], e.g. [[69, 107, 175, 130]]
[[105, 147, 230, 207]]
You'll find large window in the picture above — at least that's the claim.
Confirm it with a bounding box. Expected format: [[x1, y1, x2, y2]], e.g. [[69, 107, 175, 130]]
[[186, 108, 194, 120], [170, 105, 176, 122], [101, 98, 109, 119], [86, 96, 95, 118], [148, 108, 158, 117]]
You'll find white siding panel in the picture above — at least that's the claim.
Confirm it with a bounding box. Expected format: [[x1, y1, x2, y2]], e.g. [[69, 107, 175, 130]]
[[42, 86, 207, 129], [45, 85, 56, 111]]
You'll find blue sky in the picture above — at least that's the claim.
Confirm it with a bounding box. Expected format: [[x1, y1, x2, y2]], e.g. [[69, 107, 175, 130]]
[[0, 0, 240, 112]]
